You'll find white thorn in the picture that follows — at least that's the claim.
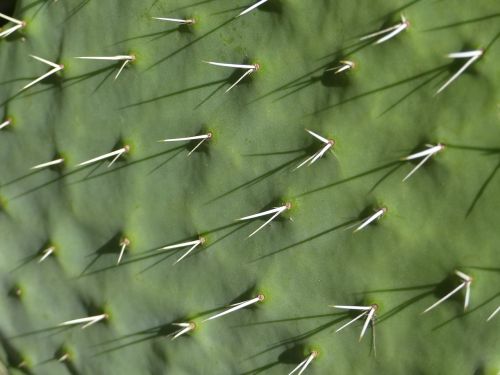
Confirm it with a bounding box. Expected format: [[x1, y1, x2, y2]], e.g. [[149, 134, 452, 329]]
[[77, 146, 130, 167], [159, 134, 211, 143], [159, 133, 212, 156], [288, 352, 317, 375], [225, 68, 255, 93], [171, 322, 195, 340], [238, 204, 291, 238], [360, 15, 409, 44], [153, 17, 194, 24], [402, 143, 444, 181], [114, 59, 130, 80], [447, 50, 483, 59], [0, 119, 11, 130], [0, 23, 23, 38], [38, 246, 55, 263], [454, 270, 472, 283], [204, 61, 258, 70], [422, 283, 466, 314], [487, 306, 500, 322], [160, 238, 204, 264], [237, 0, 269, 17], [117, 238, 129, 265], [359, 306, 377, 341], [331, 305, 372, 311], [30, 158, 64, 170], [0, 12, 23, 25], [20, 55, 63, 92], [74, 55, 134, 61], [59, 314, 107, 329], [327, 60, 355, 74], [436, 50, 483, 94], [305, 129, 330, 144], [203, 295, 264, 322], [335, 310, 369, 332], [354, 208, 386, 232]]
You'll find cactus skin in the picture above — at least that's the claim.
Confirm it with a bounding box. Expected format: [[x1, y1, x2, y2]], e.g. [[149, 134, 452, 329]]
[[0, 0, 499, 374]]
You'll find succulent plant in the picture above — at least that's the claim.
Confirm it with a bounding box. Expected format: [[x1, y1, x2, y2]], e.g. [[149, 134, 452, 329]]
[[0, 0, 499, 374]]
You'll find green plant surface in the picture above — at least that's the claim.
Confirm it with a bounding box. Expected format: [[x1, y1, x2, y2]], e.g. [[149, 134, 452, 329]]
[[0, 0, 499, 374]]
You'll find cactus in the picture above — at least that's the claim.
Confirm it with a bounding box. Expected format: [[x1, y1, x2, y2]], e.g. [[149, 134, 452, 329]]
[[0, 0, 499, 374]]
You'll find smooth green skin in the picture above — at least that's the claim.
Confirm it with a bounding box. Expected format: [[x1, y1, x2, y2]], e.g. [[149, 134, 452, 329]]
[[0, 0, 499, 374]]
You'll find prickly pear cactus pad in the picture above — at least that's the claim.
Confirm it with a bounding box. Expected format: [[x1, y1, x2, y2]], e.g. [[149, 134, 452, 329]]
[[0, 0, 499, 374]]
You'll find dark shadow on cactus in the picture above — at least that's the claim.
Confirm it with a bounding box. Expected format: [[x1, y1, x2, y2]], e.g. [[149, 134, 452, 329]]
[[121, 78, 227, 109], [63, 0, 90, 22], [311, 64, 449, 116], [378, 70, 444, 116], [8, 324, 72, 340], [252, 219, 355, 262], [378, 291, 434, 324], [377, 0, 423, 22], [466, 159, 500, 218], [93, 320, 180, 356], [0, 0, 16, 24], [249, 315, 345, 358], [80, 232, 125, 276], [62, 65, 117, 90], [78, 222, 249, 277], [253, 42, 370, 104], [369, 162, 404, 192], [432, 291, 500, 331], [69, 145, 185, 185], [10, 240, 54, 272], [167, 0, 216, 12], [113, 29, 177, 45], [48, 345, 81, 375], [422, 13, 500, 32], [147, 148, 185, 175], [207, 154, 304, 203], [241, 344, 305, 375], [0, 329, 32, 375], [297, 161, 400, 198], [460, 265, 500, 273], [9, 167, 83, 200], [147, 17, 235, 70]]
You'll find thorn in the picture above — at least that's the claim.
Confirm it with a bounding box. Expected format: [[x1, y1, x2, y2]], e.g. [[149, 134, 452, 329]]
[[0, 12, 25, 38], [203, 294, 264, 322], [153, 17, 195, 24], [237, 0, 269, 17], [331, 304, 377, 341], [30, 158, 64, 170], [20, 55, 64, 92], [402, 143, 444, 181], [59, 314, 108, 329], [159, 237, 205, 264], [353, 207, 387, 232], [117, 237, 130, 265], [296, 129, 334, 170], [77, 145, 130, 167], [422, 270, 473, 313], [435, 49, 483, 94], [159, 132, 212, 156], [288, 351, 318, 375], [326, 60, 355, 74], [360, 14, 409, 44], [38, 246, 55, 263], [487, 306, 499, 322], [238, 203, 291, 238], [74, 55, 135, 80], [204, 61, 260, 92], [171, 322, 196, 340], [0, 118, 11, 130]]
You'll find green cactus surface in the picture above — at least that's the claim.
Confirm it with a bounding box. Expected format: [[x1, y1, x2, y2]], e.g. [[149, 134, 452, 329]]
[[0, 0, 499, 374]]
